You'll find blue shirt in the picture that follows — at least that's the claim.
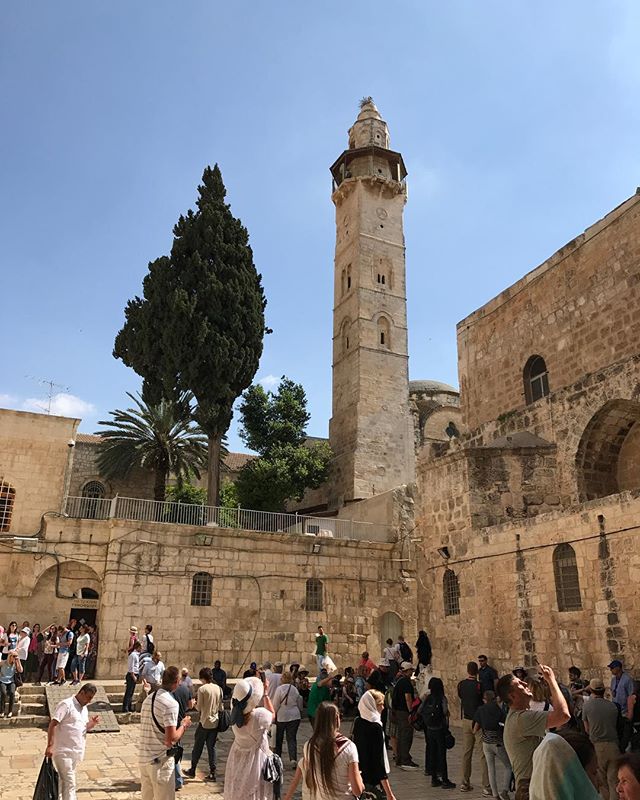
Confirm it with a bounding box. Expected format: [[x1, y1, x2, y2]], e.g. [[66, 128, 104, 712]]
[[0, 662, 16, 684], [611, 672, 634, 717]]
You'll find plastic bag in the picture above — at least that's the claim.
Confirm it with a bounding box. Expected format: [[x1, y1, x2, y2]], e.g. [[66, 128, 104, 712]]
[[321, 655, 336, 673], [33, 758, 58, 800]]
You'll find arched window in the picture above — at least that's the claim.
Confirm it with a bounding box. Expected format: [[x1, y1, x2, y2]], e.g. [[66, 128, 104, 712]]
[[346, 265, 352, 291], [341, 319, 352, 355], [191, 572, 212, 607], [0, 480, 15, 532], [81, 587, 99, 599], [443, 569, 460, 616], [524, 355, 550, 404], [305, 578, 323, 612], [553, 544, 582, 611], [82, 481, 105, 499], [80, 481, 106, 520], [378, 317, 390, 349]]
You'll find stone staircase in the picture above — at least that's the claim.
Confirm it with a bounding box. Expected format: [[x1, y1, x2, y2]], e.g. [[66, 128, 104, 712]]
[[0, 680, 145, 729]]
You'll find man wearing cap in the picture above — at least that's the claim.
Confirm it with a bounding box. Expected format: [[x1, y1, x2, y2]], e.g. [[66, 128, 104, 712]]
[[610, 659, 634, 717], [123, 641, 141, 712], [582, 677, 621, 800], [392, 661, 419, 770]]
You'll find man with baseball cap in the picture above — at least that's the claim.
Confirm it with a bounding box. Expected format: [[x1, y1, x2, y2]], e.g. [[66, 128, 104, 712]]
[[582, 677, 620, 800], [392, 661, 419, 770]]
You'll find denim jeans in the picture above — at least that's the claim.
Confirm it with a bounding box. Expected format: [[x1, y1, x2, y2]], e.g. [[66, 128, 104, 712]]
[[0, 681, 15, 714], [483, 741, 511, 796]]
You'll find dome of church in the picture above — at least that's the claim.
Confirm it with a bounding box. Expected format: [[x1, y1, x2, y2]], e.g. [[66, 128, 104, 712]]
[[409, 379, 459, 395]]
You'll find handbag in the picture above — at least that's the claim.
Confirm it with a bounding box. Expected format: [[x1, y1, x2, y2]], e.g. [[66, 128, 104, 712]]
[[217, 708, 231, 732], [262, 752, 284, 798], [14, 671, 23, 688], [445, 728, 455, 750], [150, 690, 184, 761]]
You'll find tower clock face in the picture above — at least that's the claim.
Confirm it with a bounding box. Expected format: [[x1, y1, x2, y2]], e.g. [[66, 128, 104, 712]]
[[376, 208, 388, 220]]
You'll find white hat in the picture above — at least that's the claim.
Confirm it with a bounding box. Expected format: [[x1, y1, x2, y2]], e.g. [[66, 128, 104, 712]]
[[400, 661, 414, 671], [231, 677, 264, 726], [20, 627, 30, 635]]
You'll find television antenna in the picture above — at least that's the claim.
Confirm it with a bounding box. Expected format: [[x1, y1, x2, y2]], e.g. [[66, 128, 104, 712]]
[[25, 376, 71, 414]]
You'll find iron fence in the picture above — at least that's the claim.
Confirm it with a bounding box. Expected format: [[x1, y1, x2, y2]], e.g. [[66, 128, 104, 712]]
[[63, 495, 392, 543]]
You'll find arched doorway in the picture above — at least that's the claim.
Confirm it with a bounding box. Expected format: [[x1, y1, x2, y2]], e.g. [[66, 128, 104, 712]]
[[576, 400, 640, 501], [379, 611, 403, 654]]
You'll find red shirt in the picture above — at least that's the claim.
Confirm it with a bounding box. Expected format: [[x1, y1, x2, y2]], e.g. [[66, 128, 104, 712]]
[[359, 657, 377, 677]]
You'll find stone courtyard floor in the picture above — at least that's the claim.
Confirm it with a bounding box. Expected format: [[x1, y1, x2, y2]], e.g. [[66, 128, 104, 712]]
[[2, 720, 495, 800]]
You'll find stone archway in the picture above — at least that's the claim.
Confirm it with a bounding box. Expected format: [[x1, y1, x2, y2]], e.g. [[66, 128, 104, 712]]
[[576, 399, 640, 501], [30, 560, 102, 628]]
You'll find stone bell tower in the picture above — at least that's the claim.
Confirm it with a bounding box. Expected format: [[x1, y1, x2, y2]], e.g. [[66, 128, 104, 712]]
[[328, 98, 415, 507]]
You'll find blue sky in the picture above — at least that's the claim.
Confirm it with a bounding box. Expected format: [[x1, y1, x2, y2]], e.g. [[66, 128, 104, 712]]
[[2, 1, 639, 452]]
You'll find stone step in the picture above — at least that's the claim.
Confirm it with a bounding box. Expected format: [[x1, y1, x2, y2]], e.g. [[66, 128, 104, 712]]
[[0, 714, 48, 729]]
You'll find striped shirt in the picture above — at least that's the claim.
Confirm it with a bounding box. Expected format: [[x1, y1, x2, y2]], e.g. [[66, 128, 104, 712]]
[[138, 689, 178, 764]]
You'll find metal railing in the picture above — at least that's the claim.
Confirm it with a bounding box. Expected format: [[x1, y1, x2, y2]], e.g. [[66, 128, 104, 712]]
[[63, 495, 392, 543]]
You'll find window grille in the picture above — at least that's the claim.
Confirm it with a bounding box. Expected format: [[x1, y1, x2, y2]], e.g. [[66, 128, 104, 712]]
[[82, 481, 106, 499], [0, 480, 15, 532], [191, 572, 212, 607], [553, 544, 582, 611], [80, 481, 106, 519], [524, 355, 550, 404], [305, 578, 323, 612], [443, 569, 460, 616]]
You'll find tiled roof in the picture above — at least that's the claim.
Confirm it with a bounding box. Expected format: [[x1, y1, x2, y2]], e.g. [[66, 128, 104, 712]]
[[76, 433, 102, 443]]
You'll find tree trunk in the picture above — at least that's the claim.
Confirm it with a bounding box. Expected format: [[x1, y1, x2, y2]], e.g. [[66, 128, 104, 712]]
[[207, 434, 221, 506], [153, 467, 166, 502]]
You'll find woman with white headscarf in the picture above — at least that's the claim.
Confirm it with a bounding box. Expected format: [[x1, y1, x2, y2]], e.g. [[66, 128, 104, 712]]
[[223, 676, 276, 800], [352, 690, 397, 800]]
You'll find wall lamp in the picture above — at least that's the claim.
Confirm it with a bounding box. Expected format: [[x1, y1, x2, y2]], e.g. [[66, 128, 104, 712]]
[[437, 546, 450, 560]]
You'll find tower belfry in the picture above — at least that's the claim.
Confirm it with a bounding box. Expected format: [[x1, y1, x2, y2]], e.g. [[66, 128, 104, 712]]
[[328, 99, 415, 507]]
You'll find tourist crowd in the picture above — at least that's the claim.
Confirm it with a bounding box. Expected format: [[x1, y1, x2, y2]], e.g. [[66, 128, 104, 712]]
[[33, 619, 640, 800]]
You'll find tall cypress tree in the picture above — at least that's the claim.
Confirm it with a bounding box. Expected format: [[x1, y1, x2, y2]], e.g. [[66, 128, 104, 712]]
[[114, 165, 266, 503]]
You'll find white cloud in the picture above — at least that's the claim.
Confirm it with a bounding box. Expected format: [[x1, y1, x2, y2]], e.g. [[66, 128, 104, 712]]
[[0, 393, 16, 405], [23, 392, 96, 418], [257, 374, 279, 389]]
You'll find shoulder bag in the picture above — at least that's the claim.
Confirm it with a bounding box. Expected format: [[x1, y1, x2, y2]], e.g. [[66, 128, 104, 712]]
[[151, 691, 184, 762]]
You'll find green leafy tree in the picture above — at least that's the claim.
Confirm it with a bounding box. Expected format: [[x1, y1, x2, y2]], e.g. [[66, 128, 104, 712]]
[[114, 165, 267, 504], [235, 377, 332, 511], [96, 392, 208, 501]]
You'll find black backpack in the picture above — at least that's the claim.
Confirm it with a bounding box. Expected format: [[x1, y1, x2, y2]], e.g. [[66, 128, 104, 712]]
[[146, 635, 155, 654], [399, 641, 413, 662], [423, 696, 445, 729]]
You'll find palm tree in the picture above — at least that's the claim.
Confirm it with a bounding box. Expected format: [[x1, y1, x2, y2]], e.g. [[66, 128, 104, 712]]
[[96, 392, 208, 501]]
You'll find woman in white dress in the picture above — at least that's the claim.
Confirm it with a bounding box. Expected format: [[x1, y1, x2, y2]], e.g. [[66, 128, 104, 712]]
[[223, 676, 276, 800], [283, 701, 365, 800]]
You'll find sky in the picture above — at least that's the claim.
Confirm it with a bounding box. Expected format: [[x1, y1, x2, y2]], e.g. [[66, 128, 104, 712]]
[[2, 1, 639, 452]]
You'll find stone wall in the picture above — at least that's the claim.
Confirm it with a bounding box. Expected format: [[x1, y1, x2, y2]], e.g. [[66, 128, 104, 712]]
[[457, 192, 640, 430], [0, 409, 78, 534], [68, 436, 156, 500], [416, 490, 640, 703], [0, 516, 416, 679]]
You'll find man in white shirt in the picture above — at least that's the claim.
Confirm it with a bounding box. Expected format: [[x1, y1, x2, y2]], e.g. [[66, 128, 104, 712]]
[[71, 625, 91, 685], [184, 667, 223, 781], [123, 641, 141, 712], [45, 683, 100, 800], [142, 651, 165, 690], [139, 665, 192, 800]]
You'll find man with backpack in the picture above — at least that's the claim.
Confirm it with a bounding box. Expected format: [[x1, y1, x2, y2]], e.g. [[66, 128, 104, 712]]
[[457, 661, 490, 794], [139, 624, 155, 674], [392, 661, 420, 770]]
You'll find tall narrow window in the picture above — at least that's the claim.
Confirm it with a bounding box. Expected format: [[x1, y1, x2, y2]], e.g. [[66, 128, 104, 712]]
[[378, 317, 390, 349], [524, 355, 550, 404], [305, 578, 323, 611], [0, 480, 15, 532], [443, 569, 460, 616], [341, 319, 351, 354], [191, 572, 212, 606], [553, 544, 582, 611], [346, 265, 352, 291], [341, 269, 346, 297]]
